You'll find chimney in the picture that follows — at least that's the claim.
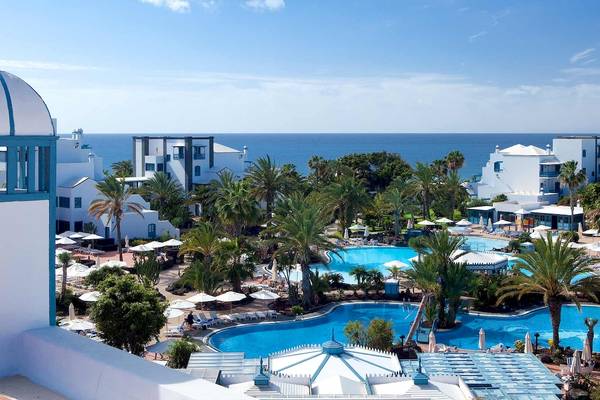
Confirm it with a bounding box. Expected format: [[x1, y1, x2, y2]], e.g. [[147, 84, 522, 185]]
[[546, 144, 551, 155], [495, 145, 500, 153]]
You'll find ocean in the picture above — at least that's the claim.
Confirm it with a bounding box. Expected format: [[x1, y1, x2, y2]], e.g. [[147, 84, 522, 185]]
[[76, 133, 559, 179]]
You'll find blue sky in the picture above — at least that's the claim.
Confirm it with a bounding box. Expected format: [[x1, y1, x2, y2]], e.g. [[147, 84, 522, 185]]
[[1, 0, 600, 133]]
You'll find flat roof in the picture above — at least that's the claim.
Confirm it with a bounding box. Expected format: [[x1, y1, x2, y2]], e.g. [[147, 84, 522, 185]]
[[555, 135, 600, 139], [132, 135, 214, 140], [467, 206, 494, 211], [213, 143, 242, 153], [530, 205, 584, 216]]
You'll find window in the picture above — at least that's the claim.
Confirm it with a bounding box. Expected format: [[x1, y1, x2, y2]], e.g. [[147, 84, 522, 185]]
[[58, 196, 70, 208], [193, 146, 206, 160], [157, 163, 164, 172], [194, 166, 201, 176], [582, 167, 587, 175], [148, 223, 156, 238], [145, 163, 155, 171], [74, 221, 83, 232], [56, 220, 70, 233], [173, 146, 184, 160], [583, 149, 587, 157], [74, 197, 82, 208], [493, 161, 503, 172]]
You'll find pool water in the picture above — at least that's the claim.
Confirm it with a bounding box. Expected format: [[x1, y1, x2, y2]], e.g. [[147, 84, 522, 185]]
[[209, 303, 600, 358], [313, 236, 509, 284]]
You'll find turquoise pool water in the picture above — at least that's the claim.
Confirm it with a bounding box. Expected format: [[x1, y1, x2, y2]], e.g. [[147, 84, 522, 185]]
[[313, 236, 509, 284], [209, 303, 600, 358]]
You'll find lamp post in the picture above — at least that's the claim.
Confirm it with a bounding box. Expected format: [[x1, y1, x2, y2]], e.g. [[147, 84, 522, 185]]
[[400, 335, 405, 347], [534, 332, 540, 354]]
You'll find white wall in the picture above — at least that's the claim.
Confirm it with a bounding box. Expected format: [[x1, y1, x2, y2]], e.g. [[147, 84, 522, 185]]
[[0, 200, 50, 376], [553, 137, 596, 184]]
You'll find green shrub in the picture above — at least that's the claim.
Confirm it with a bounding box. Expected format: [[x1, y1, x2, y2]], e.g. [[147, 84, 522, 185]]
[[291, 305, 304, 315], [85, 266, 125, 288], [344, 321, 367, 346], [514, 339, 524, 353], [367, 319, 394, 351], [560, 231, 579, 243], [166, 338, 200, 369], [492, 194, 508, 202]]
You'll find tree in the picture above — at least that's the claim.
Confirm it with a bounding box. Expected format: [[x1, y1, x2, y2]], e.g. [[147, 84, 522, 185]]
[[215, 180, 259, 236], [407, 162, 436, 218], [497, 233, 600, 349], [89, 175, 143, 261], [179, 222, 222, 262], [367, 319, 394, 351], [217, 237, 255, 293], [445, 150, 465, 173], [383, 186, 415, 237], [186, 259, 226, 296], [247, 155, 286, 225], [366, 270, 384, 295], [85, 266, 125, 288], [310, 270, 330, 305], [91, 275, 167, 356], [133, 252, 161, 287], [585, 317, 598, 354], [141, 172, 187, 224], [323, 176, 370, 231], [336, 152, 412, 192], [57, 251, 72, 301], [272, 193, 337, 308], [349, 266, 369, 295], [111, 160, 134, 178], [166, 338, 200, 369], [559, 160, 587, 231], [442, 171, 468, 218], [444, 262, 474, 325], [344, 321, 367, 346], [386, 266, 401, 279]]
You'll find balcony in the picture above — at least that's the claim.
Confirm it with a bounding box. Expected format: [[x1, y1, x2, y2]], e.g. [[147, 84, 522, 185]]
[[539, 170, 559, 178]]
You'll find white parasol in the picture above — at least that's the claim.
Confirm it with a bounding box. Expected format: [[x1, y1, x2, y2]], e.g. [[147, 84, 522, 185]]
[[478, 328, 486, 350], [250, 289, 280, 300]]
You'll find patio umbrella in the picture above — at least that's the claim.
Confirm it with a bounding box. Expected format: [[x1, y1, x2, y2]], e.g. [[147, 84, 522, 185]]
[[363, 226, 369, 238], [487, 218, 493, 229], [216, 291, 246, 313], [514, 208, 530, 216], [69, 232, 86, 239], [169, 299, 196, 310], [55, 248, 71, 256], [479, 216, 484, 226], [435, 217, 454, 224], [578, 223, 584, 236], [478, 328, 486, 350], [100, 260, 127, 268], [56, 237, 76, 246], [570, 350, 582, 375], [69, 303, 76, 320], [146, 339, 177, 354], [418, 220, 436, 227], [129, 244, 155, 252], [349, 224, 366, 231], [455, 219, 471, 226], [583, 337, 593, 364], [55, 234, 62, 240], [533, 225, 551, 231], [125, 235, 129, 249], [79, 291, 101, 302], [60, 319, 95, 331], [583, 229, 599, 236], [186, 292, 217, 304], [343, 228, 349, 240], [250, 289, 280, 300], [164, 308, 184, 319], [428, 331, 436, 352], [146, 241, 166, 249], [524, 332, 534, 354], [407, 219, 413, 229], [271, 258, 278, 282], [493, 219, 512, 226], [83, 234, 103, 240], [162, 238, 183, 247], [587, 242, 600, 253], [383, 260, 409, 269], [56, 263, 90, 279]]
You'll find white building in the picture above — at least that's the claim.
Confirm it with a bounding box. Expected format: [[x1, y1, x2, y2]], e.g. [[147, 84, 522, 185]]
[[553, 135, 600, 184], [132, 136, 249, 191], [55, 131, 179, 239], [0, 70, 237, 399]]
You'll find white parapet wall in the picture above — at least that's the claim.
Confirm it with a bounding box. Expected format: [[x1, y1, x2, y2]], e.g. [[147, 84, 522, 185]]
[[17, 327, 250, 400], [0, 200, 50, 377]]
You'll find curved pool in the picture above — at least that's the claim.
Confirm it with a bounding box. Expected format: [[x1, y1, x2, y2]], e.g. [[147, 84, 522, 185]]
[[312, 236, 509, 284], [209, 303, 600, 358]]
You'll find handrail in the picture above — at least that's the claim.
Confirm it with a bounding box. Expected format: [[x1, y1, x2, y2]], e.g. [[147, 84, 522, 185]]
[[405, 294, 432, 344]]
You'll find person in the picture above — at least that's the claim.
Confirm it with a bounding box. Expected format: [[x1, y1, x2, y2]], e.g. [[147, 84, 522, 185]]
[[186, 311, 194, 329]]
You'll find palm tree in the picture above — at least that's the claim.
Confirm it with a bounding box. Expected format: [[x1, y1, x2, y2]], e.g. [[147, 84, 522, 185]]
[[141, 172, 184, 218], [409, 231, 465, 327], [323, 176, 371, 231], [407, 162, 436, 219], [444, 262, 473, 325], [217, 237, 255, 292], [187, 259, 226, 296], [349, 266, 369, 295], [89, 175, 144, 261], [383, 186, 416, 237], [585, 317, 598, 354], [310, 270, 330, 305], [386, 266, 401, 279], [179, 222, 222, 264], [57, 251, 72, 300], [272, 194, 337, 308], [445, 151, 465, 173], [443, 171, 468, 218], [215, 180, 259, 236], [559, 160, 587, 231], [497, 233, 600, 349], [247, 155, 286, 225], [111, 160, 134, 178]]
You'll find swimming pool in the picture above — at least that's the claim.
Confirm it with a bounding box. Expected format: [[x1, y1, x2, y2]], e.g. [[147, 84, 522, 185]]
[[209, 303, 600, 358], [313, 236, 509, 284]]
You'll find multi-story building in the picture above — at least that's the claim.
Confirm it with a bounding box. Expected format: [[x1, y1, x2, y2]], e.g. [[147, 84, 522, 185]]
[[55, 130, 179, 239], [132, 135, 249, 191], [553, 135, 600, 183]]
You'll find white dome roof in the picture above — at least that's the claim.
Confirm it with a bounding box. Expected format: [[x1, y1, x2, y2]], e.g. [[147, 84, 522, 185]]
[[0, 71, 55, 136]]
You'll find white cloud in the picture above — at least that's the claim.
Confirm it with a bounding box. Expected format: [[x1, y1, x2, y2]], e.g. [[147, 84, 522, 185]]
[[138, 0, 191, 13], [468, 31, 487, 42], [562, 67, 600, 78], [570, 48, 596, 64], [0, 59, 100, 72], [245, 0, 285, 11]]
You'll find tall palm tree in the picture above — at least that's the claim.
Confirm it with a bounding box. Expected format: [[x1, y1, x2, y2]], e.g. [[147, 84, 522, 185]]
[[445, 151, 465, 173], [497, 233, 600, 349], [215, 180, 259, 236], [179, 222, 222, 264], [559, 160, 587, 231], [141, 172, 184, 218], [111, 160, 134, 178], [444, 262, 473, 325], [89, 175, 144, 261], [57, 251, 72, 300], [187, 259, 226, 296], [349, 266, 369, 295], [585, 317, 598, 354], [386, 265, 401, 279], [247, 155, 286, 225], [383, 186, 416, 237], [443, 171, 468, 218], [272, 194, 337, 308], [407, 162, 436, 219], [409, 231, 465, 327], [217, 237, 255, 292], [323, 176, 371, 231]]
